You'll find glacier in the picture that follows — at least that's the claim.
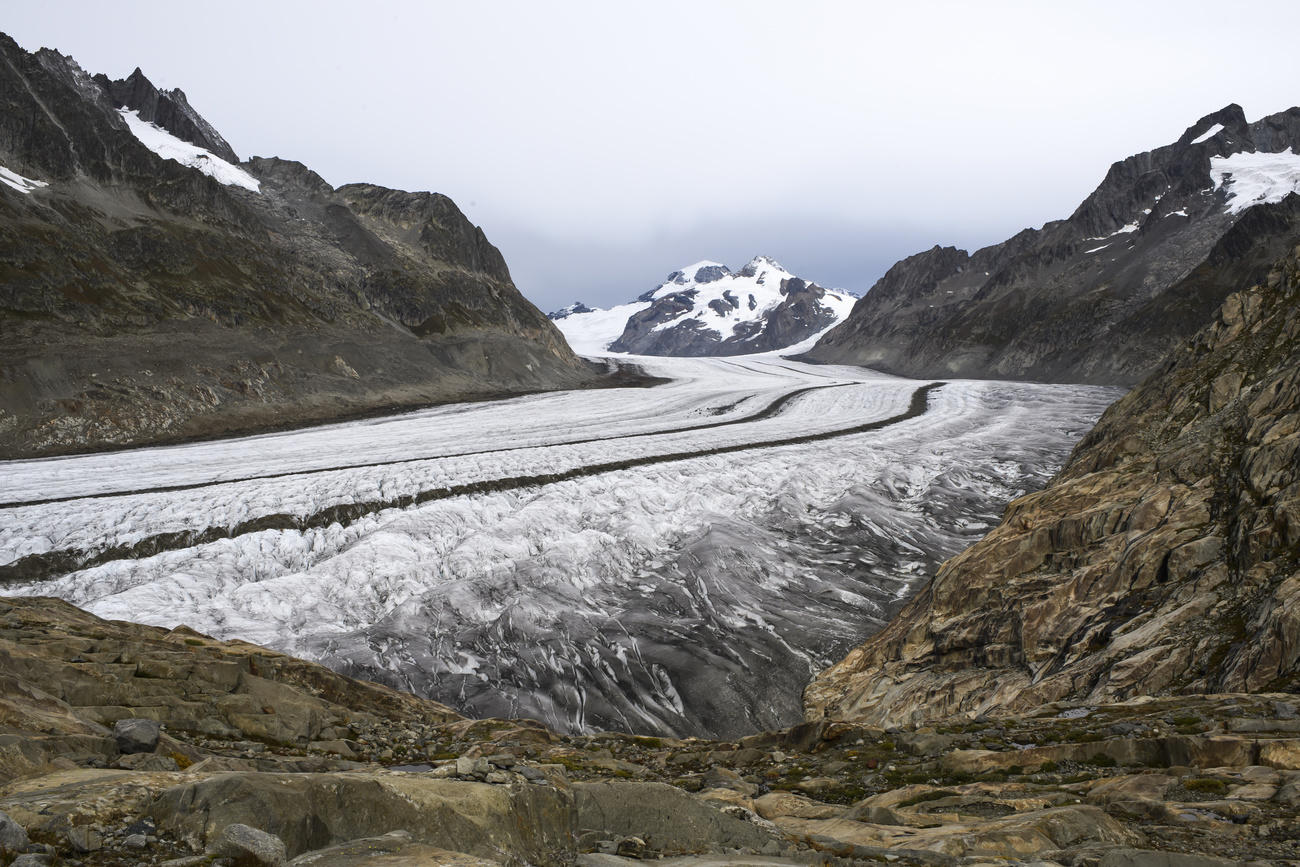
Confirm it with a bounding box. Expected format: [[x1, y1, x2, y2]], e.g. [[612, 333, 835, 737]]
[[0, 354, 1118, 737]]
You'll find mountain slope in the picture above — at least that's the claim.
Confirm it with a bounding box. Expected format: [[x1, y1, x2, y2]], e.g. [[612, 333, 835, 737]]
[[801, 104, 1300, 385], [0, 34, 594, 458], [805, 231, 1300, 727], [553, 256, 854, 356]]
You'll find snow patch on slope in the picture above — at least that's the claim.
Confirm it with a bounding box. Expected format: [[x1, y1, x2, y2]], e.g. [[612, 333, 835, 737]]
[[1211, 148, 1300, 214], [1190, 123, 1225, 145], [0, 164, 48, 194], [119, 108, 260, 192]]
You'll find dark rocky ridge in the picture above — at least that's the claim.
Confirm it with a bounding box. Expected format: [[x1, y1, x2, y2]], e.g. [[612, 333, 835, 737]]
[[93, 66, 240, 163], [0, 33, 596, 459], [806, 234, 1300, 727], [801, 104, 1300, 385]]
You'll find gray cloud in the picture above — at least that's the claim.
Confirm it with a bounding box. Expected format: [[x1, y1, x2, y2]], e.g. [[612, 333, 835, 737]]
[[7, 1, 1300, 310]]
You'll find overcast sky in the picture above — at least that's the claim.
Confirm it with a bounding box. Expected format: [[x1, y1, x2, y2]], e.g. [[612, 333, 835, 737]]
[[8, 1, 1300, 310]]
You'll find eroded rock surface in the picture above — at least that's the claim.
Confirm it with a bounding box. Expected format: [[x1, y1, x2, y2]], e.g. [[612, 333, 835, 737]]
[[3, 596, 1299, 864], [806, 243, 1300, 726]]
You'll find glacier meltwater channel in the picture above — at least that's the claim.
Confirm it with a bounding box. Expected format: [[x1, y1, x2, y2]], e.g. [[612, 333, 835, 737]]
[[0, 354, 1118, 738]]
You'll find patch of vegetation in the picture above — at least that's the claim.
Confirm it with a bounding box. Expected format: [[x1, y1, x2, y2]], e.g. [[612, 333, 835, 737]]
[[1085, 754, 1117, 767], [1039, 760, 1059, 773], [184, 638, 204, 646], [1184, 777, 1227, 795], [169, 751, 192, 769]]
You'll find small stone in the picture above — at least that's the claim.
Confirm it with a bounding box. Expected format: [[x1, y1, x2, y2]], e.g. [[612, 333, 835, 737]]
[[10, 855, 53, 867], [616, 836, 647, 858], [485, 771, 510, 784], [0, 810, 29, 853], [65, 826, 103, 853], [124, 833, 150, 849], [113, 718, 161, 754], [206, 823, 286, 866], [456, 756, 477, 776]]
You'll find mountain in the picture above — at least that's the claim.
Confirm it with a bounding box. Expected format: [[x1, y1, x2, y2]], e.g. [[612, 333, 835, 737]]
[[0, 34, 597, 459], [552, 256, 855, 356], [800, 104, 1300, 385], [805, 234, 1300, 727]]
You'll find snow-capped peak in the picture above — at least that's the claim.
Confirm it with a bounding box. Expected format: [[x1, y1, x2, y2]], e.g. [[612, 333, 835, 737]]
[[667, 261, 730, 285], [551, 255, 857, 357]]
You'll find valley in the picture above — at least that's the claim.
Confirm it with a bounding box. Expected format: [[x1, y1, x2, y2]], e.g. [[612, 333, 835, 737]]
[[0, 354, 1115, 739]]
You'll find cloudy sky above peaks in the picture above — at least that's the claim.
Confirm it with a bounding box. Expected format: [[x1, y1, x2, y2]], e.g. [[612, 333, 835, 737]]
[[8, 1, 1300, 310]]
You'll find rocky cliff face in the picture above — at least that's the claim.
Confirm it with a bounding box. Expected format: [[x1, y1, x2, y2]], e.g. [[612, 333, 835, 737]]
[[0, 34, 594, 458], [805, 238, 1300, 728], [801, 104, 1300, 385], [602, 257, 855, 356]]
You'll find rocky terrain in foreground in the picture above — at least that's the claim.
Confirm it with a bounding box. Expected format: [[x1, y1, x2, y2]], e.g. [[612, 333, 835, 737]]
[[0, 34, 599, 459], [800, 105, 1300, 385], [2, 595, 1299, 866]]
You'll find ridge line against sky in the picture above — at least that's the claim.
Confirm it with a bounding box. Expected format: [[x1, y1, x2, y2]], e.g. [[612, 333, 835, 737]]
[[7, 0, 1300, 310]]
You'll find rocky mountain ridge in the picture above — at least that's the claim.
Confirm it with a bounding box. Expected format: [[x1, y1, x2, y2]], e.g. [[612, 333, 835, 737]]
[[800, 104, 1300, 385], [552, 256, 854, 356], [805, 237, 1300, 729], [0, 34, 598, 459]]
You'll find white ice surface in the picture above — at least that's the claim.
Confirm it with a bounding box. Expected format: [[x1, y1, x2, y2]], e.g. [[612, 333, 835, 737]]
[[118, 109, 260, 192], [1211, 148, 1300, 215], [0, 164, 48, 194]]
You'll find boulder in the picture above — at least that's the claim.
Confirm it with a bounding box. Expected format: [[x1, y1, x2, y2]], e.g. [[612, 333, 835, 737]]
[[207, 823, 287, 866], [287, 830, 503, 866], [151, 773, 574, 864], [572, 780, 777, 855], [752, 792, 839, 820], [0, 809, 29, 853], [112, 718, 161, 754], [1098, 849, 1252, 867]]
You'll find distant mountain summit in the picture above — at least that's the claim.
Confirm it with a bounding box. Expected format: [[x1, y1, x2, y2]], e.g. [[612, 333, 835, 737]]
[[553, 256, 854, 356], [94, 66, 241, 164], [801, 103, 1300, 385], [0, 34, 593, 458]]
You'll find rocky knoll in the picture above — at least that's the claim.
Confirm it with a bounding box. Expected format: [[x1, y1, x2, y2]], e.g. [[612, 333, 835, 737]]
[[805, 239, 1300, 730], [0, 34, 597, 459], [3, 596, 1300, 864], [800, 105, 1300, 385]]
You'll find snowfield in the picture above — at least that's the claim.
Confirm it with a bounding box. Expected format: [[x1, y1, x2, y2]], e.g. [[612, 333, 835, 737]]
[[0, 354, 1119, 737], [118, 108, 260, 192]]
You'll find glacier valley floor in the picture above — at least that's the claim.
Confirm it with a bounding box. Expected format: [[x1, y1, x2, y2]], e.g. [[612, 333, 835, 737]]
[[0, 354, 1119, 738]]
